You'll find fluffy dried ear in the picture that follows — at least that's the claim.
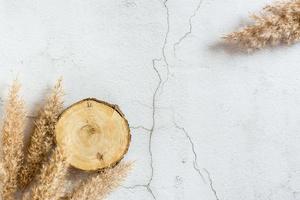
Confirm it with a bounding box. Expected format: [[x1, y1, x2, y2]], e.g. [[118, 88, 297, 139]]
[[1, 80, 26, 200], [55, 98, 131, 171], [18, 78, 64, 189], [22, 147, 69, 200], [223, 1, 300, 51], [66, 162, 132, 200]]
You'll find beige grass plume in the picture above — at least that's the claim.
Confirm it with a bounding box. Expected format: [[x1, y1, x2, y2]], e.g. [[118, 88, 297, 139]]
[[19, 78, 64, 188], [224, 0, 300, 51], [22, 146, 68, 200], [66, 162, 132, 200], [1, 80, 26, 200]]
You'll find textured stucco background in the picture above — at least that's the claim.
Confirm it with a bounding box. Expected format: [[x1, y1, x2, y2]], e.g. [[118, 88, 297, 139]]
[[0, 0, 300, 199]]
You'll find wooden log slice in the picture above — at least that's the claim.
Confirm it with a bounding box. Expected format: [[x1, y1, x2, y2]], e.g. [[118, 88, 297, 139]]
[[55, 98, 130, 171]]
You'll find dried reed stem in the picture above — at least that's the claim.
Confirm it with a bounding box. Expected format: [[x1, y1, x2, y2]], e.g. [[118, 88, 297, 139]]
[[1, 80, 26, 200], [224, 0, 300, 51], [22, 147, 68, 200], [67, 162, 132, 200], [19, 78, 64, 188]]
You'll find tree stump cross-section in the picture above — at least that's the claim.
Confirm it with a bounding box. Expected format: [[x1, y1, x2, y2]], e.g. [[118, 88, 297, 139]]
[[55, 98, 131, 171]]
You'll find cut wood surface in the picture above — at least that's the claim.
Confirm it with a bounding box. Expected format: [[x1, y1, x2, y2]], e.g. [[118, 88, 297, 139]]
[[55, 98, 130, 171]]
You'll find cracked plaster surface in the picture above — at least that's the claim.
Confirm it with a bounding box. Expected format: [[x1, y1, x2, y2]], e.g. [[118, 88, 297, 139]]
[[0, 0, 300, 199]]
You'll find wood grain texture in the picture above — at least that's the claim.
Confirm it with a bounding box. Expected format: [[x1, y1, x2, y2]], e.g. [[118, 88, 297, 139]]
[[55, 98, 130, 171]]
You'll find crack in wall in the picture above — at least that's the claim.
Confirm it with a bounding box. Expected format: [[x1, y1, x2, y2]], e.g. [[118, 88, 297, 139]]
[[160, 0, 171, 91], [123, 62, 162, 200], [125, 1, 171, 199], [173, 0, 205, 57], [141, 58, 163, 200], [130, 126, 151, 132], [173, 121, 206, 183], [162, 0, 170, 69], [123, 184, 157, 199], [203, 168, 220, 200], [137, 0, 173, 199]]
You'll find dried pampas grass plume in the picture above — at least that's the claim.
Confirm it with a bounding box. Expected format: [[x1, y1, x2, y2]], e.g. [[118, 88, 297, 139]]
[[19, 78, 64, 188], [223, 0, 300, 51], [1, 80, 26, 200], [22, 147, 68, 200], [0, 78, 131, 200], [67, 162, 132, 200]]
